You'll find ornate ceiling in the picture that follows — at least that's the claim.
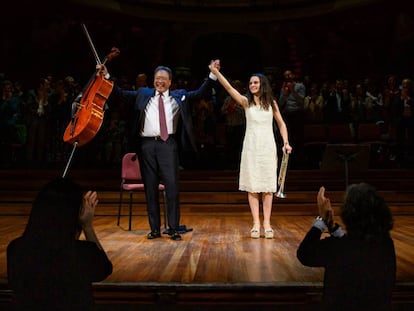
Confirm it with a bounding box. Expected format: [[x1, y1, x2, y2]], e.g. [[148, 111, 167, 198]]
[[65, 0, 388, 22]]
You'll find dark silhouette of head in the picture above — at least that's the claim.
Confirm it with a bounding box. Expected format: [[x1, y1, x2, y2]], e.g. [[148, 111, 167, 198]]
[[340, 183, 393, 241], [24, 177, 83, 246]]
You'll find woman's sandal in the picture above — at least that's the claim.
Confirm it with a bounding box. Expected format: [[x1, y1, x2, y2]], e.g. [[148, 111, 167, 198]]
[[250, 225, 260, 239], [263, 223, 274, 239]]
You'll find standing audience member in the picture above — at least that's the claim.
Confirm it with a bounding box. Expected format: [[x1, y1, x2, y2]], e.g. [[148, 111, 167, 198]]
[[209, 61, 292, 239], [350, 82, 367, 139], [98, 61, 218, 240], [25, 77, 51, 167], [324, 78, 352, 125], [134, 72, 148, 90], [382, 74, 400, 139], [221, 79, 246, 169], [278, 70, 305, 168], [192, 96, 217, 168], [392, 78, 414, 167], [297, 183, 395, 311], [48, 79, 71, 164], [363, 78, 384, 125], [303, 82, 324, 124], [7, 177, 113, 311], [0, 80, 23, 167]]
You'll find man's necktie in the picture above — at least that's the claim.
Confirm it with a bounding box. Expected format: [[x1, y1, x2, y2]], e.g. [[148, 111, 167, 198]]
[[158, 93, 168, 141]]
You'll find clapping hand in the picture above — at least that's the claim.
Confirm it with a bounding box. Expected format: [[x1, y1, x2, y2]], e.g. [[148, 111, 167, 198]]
[[79, 191, 98, 228], [317, 186, 334, 229]]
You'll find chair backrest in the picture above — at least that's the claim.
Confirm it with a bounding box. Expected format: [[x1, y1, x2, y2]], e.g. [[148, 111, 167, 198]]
[[303, 124, 328, 143], [327, 124, 355, 143], [121, 153, 142, 181], [357, 123, 382, 142]]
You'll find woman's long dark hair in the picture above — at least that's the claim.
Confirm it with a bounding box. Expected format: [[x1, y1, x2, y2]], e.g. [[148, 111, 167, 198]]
[[246, 73, 275, 110], [340, 183, 393, 241], [23, 177, 83, 247]]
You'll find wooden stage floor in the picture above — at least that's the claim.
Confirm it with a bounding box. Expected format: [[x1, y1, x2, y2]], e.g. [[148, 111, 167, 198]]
[[1, 168, 414, 309], [1, 212, 414, 310]]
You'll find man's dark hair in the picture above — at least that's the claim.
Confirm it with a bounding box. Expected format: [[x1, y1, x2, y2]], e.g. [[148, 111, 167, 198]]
[[340, 183, 393, 241], [154, 66, 172, 80]]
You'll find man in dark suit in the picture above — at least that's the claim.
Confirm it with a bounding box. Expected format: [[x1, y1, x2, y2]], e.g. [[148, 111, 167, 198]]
[[100, 61, 219, 240]]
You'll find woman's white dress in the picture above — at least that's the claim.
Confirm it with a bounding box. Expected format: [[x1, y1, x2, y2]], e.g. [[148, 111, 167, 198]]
[[239, 104, 277, 193]]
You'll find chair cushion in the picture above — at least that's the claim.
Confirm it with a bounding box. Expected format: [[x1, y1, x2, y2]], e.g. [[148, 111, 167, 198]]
[[123, 184, 145, 191]]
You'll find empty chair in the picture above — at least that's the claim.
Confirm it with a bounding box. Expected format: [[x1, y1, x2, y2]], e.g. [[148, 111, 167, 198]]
[[118, 152, 167, 231]]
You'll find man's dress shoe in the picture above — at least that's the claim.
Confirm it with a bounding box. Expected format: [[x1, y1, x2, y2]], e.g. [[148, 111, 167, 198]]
[[147, 231, 161, 239], [170, 230, 182, 241]]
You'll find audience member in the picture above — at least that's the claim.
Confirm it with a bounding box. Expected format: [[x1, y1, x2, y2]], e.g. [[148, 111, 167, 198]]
[[382, 74, 400, 138], [134, 72, 148, 90], [392, 78, 414, 166], [220, 79, 246, 168], [192, 96, 217, 168], [7, 177, 113, 310], [324, 79, 351, 125], [364, 78, 384, 124], [297, 183, 395, 311], [25, 77, 51, 167], [303, 82, 324, 124], [0, 80, 23, 167], [279, 70, 305, 168], [48, 79, 71, 164]]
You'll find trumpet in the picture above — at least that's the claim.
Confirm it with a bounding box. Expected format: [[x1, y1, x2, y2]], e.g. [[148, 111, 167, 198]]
[[276, 151, 289, 198]]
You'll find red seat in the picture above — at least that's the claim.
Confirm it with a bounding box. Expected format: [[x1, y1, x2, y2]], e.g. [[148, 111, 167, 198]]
[[327, 124, 355, 143], [303, 124, 328, 144], [118, 153, 167, 231], [357, 123, 383, 143]]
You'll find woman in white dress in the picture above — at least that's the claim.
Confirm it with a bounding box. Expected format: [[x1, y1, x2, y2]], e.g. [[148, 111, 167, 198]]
[[210, 61, 292, 238]]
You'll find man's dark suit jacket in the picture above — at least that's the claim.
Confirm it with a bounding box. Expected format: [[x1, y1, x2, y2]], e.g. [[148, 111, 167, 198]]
[[114, 77, 216, 152]]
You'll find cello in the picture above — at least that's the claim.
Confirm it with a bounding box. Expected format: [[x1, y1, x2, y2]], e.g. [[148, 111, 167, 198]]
[[62, 23, 120, 177]]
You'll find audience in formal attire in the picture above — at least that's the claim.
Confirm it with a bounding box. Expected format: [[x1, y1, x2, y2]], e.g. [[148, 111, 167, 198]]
[[324, 79, 352, 125], [0, 68, 413, 169]]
